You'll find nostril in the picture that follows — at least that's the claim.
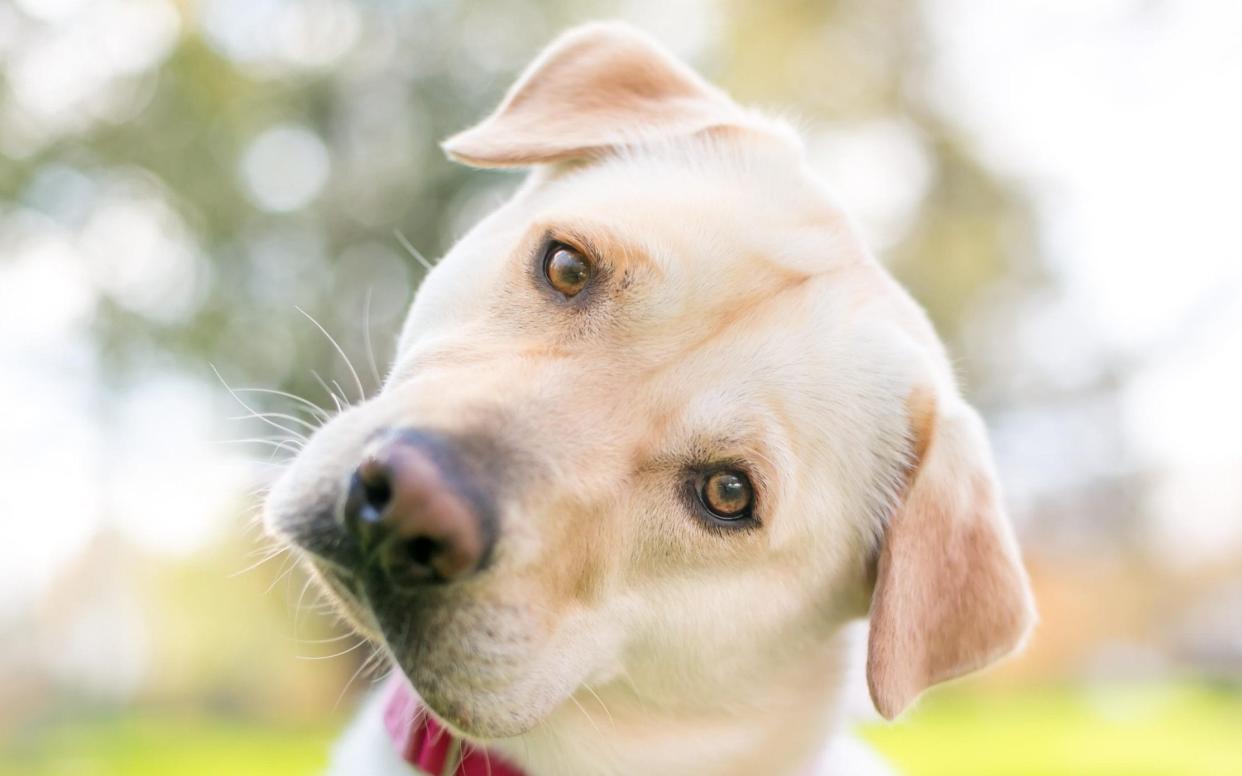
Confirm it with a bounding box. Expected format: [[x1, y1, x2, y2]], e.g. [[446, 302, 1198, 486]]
[[405, 536, 440, 567], [354, 453, 394, 518], [378, 535, 444, 588], [344, 457, 395, 546], [361, 472, 392, 512]]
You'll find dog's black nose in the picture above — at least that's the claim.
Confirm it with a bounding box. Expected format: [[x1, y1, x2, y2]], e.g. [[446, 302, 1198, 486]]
[[344, 431, 493, 587]]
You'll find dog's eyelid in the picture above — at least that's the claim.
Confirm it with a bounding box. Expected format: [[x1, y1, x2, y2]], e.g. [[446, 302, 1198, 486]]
[[533, 220, 665, 278], [538, 226, 600, 264]]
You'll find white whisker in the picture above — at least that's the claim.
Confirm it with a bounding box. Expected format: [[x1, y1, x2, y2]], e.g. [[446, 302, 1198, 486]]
[[229, 546, 289, 578], [228, 411, 318, 434], [363, 287, 383, 388], [293, 631, 358, 645], [296, 306, 366, 405], [330, 378, 352, 408], [264, 552, 301, 595], [219, 437, 302, 454], [394, 229, 435, 272], [567, 694, 604, 738], [231, 387, 331, 422], [312, 371, 347, 413], [368, 665, 395, 687], [297, 637, 370, 661], [582, 683, 616, 729], [334, 646, 385, 711], [212, 364, 310, 442], [293, 575, 317, 638]]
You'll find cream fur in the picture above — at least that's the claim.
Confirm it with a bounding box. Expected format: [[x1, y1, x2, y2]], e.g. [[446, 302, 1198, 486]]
[[265, 21, 1035, 776]]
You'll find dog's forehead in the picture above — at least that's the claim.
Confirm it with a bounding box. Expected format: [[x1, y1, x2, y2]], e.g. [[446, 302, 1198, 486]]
[[398, 132, 906, 410], [534, 137, 861, 278]]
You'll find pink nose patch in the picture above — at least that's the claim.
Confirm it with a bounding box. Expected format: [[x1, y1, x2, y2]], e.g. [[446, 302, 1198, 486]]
[[383, 676, 526, 775]]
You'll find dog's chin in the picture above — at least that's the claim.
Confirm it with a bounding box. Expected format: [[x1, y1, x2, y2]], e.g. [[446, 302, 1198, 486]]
[[401, 663, 554, 739], [371, 593, 566, 740], [389, 643, 567, 739]]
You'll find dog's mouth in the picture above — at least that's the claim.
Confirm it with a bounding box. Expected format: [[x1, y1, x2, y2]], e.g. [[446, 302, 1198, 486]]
[[292, 545, 556, 738]]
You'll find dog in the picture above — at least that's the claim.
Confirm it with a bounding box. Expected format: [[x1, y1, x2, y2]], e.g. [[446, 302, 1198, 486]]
[[264, 21, 1036, 776]]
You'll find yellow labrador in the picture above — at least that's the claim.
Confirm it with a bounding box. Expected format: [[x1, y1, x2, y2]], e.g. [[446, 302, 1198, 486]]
[[265, 22, 1035, 776]]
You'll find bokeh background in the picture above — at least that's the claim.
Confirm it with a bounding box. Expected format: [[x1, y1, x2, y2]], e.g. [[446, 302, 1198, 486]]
[[2, 1, 1241, 774]]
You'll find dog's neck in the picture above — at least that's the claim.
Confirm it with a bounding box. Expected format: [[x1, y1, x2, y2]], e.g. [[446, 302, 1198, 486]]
[[487, 628, 860, 776]]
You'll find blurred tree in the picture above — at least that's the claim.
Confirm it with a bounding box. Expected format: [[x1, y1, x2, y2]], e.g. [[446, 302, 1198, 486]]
[[2, 0, 1042, 403]]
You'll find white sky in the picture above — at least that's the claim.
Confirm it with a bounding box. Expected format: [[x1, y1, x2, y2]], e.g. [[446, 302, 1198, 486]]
[[1, 0, 1240, 616]]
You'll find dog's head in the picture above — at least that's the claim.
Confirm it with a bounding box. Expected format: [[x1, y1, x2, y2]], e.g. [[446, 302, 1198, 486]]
[[264, 22, 1034, 737]]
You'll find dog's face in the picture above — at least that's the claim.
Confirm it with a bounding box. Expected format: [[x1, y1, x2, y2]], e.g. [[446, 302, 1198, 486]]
[[265, 23, 1034, 738]]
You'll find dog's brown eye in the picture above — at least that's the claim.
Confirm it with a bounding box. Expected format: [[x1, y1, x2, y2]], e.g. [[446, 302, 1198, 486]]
[[544, 245, 591, 297], [699, 470, 753, 519]]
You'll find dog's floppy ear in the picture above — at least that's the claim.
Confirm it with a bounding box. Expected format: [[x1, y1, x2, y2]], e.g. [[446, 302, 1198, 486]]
[[867, 387, 1036, 720], [442, 22, 740, 168]]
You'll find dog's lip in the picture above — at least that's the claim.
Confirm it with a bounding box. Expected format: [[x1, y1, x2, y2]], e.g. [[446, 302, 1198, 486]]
[[271, 497, 363, 568], [304, 551, 357, 581], [305, 557, 386, 634]]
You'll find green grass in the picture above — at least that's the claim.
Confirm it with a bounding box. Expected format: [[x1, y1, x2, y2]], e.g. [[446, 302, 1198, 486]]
[[862, 683, 1242, 776], [4, 684, 1241, 775], [0, 714, 335, 776]]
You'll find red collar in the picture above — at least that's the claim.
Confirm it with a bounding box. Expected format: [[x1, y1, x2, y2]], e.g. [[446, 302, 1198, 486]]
[[384, 677, 526, 776]]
